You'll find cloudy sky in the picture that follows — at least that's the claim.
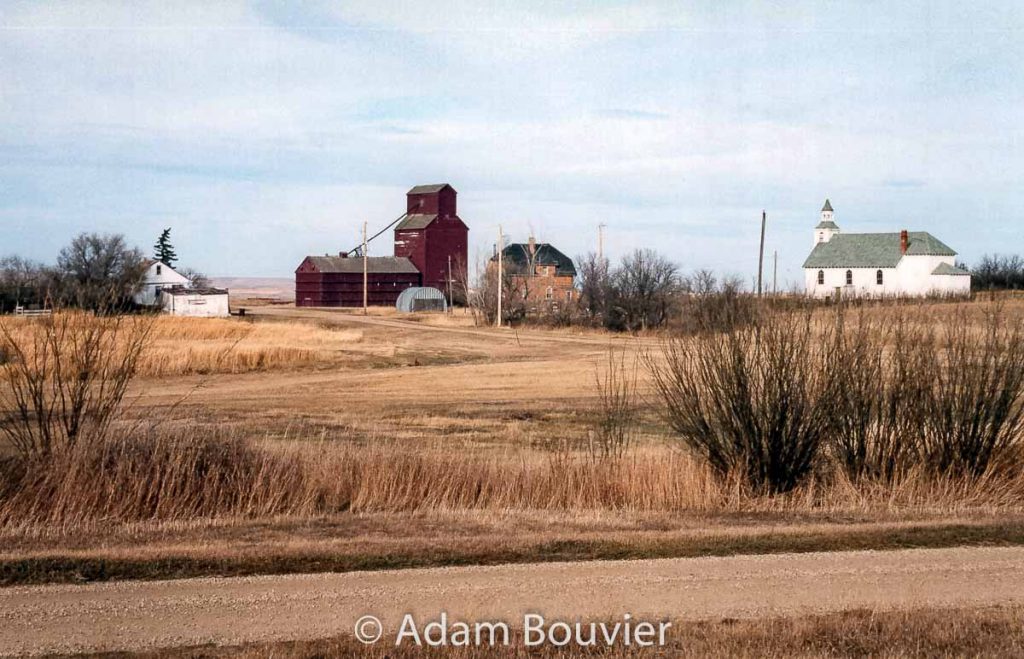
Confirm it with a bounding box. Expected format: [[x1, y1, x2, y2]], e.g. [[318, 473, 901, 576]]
[[2, 1, 1022, 285]]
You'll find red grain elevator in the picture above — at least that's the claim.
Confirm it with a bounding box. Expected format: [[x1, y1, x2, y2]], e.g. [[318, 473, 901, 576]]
[[394, 184, 469, 291]]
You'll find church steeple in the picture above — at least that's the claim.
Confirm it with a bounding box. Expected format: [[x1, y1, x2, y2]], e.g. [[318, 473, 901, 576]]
[[814, 198, 839, 245]]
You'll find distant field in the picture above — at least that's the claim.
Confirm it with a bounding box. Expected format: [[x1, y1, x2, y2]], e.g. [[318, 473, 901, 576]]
[[211, 276, 295, 302]]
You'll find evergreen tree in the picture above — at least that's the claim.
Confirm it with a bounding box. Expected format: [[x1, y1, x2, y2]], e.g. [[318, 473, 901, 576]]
[[153, 228, 178, 266]]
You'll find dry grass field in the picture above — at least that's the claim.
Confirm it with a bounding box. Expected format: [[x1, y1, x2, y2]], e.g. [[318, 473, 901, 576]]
[[3, 299, 1024, 655]]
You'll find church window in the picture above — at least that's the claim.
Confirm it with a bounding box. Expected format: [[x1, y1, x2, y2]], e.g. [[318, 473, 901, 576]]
[[846, 270, 853, 285], [876, 270, 884, 285], [817, 270, 825, 285]]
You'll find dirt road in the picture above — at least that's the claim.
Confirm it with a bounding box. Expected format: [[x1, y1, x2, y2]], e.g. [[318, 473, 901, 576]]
[[3, 546, 1024, 656]]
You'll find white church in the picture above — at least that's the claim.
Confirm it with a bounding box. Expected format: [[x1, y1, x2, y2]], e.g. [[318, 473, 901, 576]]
[[803, 200, 971, 299]]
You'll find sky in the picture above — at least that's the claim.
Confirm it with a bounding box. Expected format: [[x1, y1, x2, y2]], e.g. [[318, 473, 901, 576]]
[[2, 1, 1022, 286]]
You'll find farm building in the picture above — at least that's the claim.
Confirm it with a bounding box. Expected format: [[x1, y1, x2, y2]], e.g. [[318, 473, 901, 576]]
[[134, 260, 189, 306], [160, 286, 230, 317], [396, 286, 447, 313], [296, 183, 469, 307], [295, 255, 420, 307], [803, 199, 971, 299], [492, 237, 578, 307]]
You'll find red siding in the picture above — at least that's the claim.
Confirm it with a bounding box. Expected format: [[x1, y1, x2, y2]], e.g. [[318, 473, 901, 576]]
[[394, 228, 427, 275], [421, 216, 468, 291], [296, 184, 469, 306], [396, 186, 468, 291], [407, 186, 456, 216], [295, 272, 420, 307]]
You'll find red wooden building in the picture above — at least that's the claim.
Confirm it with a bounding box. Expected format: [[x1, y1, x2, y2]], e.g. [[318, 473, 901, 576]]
[[295, 184, 469, 307], [394, 184, 468, 291]]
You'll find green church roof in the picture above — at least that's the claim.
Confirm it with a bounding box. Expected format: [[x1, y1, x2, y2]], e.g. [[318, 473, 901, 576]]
[[821, 199, 834, 212], [815, 220, 839, 230], [803, 232, 957, 269], [932, 262, 971, 276]]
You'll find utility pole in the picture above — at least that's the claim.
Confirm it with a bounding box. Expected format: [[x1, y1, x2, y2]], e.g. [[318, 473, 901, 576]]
[[757, 210, 767, 298], [496, 224, 503, 328], [770, 249, 778, 296], [598, 223, 606, 260], [773, 250, 778, 296], [447, 254, 453, 313], [362, 221, 368, 315]]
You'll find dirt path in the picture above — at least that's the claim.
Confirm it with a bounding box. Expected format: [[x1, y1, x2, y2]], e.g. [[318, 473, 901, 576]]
[[3, 546, 1024, 656]]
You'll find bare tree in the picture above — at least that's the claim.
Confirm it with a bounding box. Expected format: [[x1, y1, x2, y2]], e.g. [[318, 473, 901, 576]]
[[576, 252, 612, 326], [177, 267, 210, 289], [683, 268, 717, 296], [55, 233, 146, 310], [0, 256, 52, 312], [608, 249, 680, 331], [0, 309, 152, 459]]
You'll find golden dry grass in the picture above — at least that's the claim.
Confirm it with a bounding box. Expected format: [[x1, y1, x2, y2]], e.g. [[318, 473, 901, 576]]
[[5, 436, 1024, 536], [139, 317, 366, 375]]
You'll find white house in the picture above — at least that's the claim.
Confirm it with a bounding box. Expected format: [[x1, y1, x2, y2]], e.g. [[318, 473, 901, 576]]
[[160, 287, 230, 317], [134, 260, 189, 306], [803, 200, 971, 299]]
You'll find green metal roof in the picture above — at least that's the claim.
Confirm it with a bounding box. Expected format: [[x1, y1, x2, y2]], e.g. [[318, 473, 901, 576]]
[[815, 220, 839, 230], [932, 262, 971, 276], [821, 199, 833, 212], [495, 243, 577, 277], [803, 232, 957, 268]]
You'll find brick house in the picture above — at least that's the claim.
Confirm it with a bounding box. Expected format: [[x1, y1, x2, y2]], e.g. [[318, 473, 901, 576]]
[[493, 237, 578, 310]]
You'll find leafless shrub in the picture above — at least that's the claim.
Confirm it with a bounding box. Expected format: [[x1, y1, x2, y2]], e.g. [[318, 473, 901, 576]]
[[676, 272, 761, 335], [827, 309, 931, 481], [0, 310, 152, 459], [589, 345, 639, 460], [649, 311, 837, 494], [920, 306, 1024, 476]]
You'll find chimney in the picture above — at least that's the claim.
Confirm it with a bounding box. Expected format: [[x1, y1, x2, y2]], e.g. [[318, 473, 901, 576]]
[[900, 230, 909, 255], [528, 235, 537, 257]]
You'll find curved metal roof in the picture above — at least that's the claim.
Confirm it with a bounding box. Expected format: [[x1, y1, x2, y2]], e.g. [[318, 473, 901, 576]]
[[396, 286, 448, 312]]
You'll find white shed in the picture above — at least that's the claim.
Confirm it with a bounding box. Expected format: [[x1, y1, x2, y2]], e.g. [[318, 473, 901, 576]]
[[135, 260, 190, 306], [160, 287, 230, 317]]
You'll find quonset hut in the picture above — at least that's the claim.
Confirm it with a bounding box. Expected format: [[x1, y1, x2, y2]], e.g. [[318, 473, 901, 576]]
[[295, 184, 469, 307]]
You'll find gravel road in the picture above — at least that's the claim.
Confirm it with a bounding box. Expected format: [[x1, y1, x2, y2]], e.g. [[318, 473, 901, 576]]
[[2, 546, 1024, 656]]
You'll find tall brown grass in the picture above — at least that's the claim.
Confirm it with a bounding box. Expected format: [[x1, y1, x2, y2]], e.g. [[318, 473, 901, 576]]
[[3, 429, 1024, 530]]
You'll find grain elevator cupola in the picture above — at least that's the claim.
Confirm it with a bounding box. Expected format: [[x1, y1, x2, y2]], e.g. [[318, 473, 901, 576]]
[[394, 183, 469, 291]]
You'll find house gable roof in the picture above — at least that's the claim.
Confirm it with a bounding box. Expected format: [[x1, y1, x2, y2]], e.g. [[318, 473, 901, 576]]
[[496, 243, 577, 277], [303, 256, 419, 274], [803, 232, 957, 269]]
